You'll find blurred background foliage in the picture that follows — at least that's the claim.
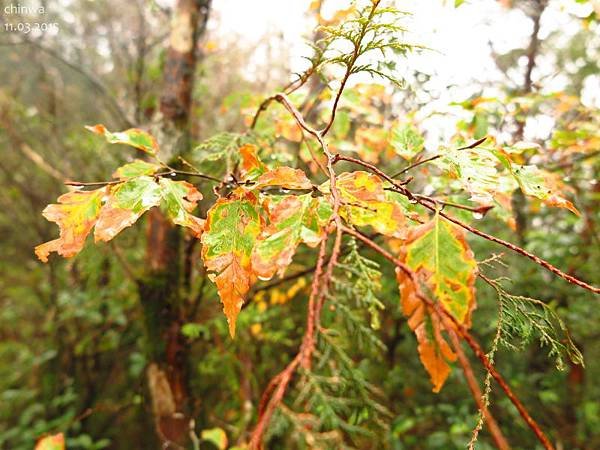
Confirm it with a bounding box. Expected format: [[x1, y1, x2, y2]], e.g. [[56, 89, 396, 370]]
[[0, 0, 599, 449]]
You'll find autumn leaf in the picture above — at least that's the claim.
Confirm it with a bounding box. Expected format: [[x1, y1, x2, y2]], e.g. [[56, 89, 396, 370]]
[[435, 147, 516, 205], [35, 433, 65, 450], [239, 144, 266, 181], [95, 176, 162, 242], [35, 188, 105, 262], [201, 193, 262, 337], [112, 160, 162, 179], [158, 178, 205, 237], [396, 213, 478, 392], [238, 142, 314, 193], [396, 268, 457, 393], [335, 171, 406, 237], [355, 126, 388, 163], [493, 149, 580, 215], [37, 176, 204, 261], [510, 164, 579, 215], [252, 194, 331, 280], [200, 427, 228, 450], [254, 166, 313, 191], [86, 124, 159, 155], [402, 213, 477, 323]]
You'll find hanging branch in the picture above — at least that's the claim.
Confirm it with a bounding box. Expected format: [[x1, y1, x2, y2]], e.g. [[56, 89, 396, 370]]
[[332, 153, 600, 295], [447, 330, 510, 450], [342, 225, 555, 450]]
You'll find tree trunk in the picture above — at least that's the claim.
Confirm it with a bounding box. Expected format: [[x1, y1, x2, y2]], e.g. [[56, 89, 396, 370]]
[[137, 1, 211, 447]]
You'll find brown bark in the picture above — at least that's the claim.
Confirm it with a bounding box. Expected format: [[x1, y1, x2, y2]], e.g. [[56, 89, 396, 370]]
[[160, 0, 210, 127]]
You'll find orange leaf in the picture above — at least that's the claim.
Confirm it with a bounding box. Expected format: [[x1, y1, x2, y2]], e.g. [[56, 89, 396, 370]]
[[239, 144, 266, 181], [201, 195, 262, 337], [254, 167, 313, 191], [396, 269, 456, 393], [35, 188, 105, 262], [35, 433, 65, 450]]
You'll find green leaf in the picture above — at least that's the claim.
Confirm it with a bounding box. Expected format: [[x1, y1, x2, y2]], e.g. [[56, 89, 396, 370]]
[[200, 427, 228, 450], [113, 160, 162, 179], [158, 178, 205, 237], [86, 124, 159, 155], [95, 176, 162, 242], [201, 193, 262, 337], [390, 122, 424, 160], [402, 213, 477, 323], [436, 148, 516, 205], [492, 149, 580, 215]]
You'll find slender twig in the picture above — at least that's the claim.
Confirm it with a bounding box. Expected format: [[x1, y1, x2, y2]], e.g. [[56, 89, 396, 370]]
[[335, 153, 600, 295], [249, 239, 329, 449], [391, 137, 487, 178], [415, 195, 494, 215], [320, 0, 381, 136], [448, 330, 510, 450], [65, 179, 122, 187], [437, 210, 600, 295], [64, 169, 222, 187]]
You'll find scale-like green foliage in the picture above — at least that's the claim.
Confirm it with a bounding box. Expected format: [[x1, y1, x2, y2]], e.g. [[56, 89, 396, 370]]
[[269, 240, 390, 448], [488, 277, 584, 370]]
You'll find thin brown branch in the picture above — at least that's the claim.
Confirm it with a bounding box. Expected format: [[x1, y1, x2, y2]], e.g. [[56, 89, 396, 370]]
[[341, 225, 555, 450], [249, 239, 329, 449], [448, 330, 510, 450], [437, 210, 600, 295], [19, 143, 66, 182], [335, 152, 600, 295], [415, 195, 494, 215], [391, 137, 487, 178], [64, 169, 222, 187], [320, 0, 382, 136]]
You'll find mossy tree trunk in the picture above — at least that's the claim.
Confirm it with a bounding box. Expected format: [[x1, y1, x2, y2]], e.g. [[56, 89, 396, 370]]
[[137, 0, 211, 447]]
